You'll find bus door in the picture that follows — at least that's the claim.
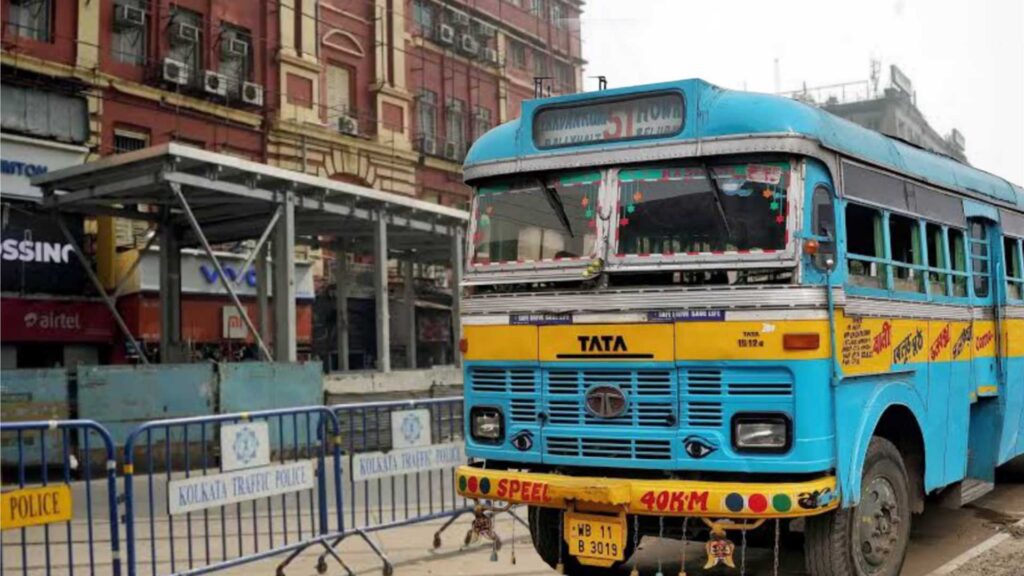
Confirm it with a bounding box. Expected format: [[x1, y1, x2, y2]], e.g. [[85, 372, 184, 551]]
[[965, 215, 1000, 482]]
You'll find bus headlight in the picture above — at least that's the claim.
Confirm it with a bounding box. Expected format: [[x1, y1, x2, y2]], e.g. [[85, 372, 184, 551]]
[[732, 414, 790, 453], [471, 407, 503, 443]]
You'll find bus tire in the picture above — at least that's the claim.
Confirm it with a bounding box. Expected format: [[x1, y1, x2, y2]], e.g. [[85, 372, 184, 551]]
[[805, 437, 912, 576], [528, 506, 630, 576]]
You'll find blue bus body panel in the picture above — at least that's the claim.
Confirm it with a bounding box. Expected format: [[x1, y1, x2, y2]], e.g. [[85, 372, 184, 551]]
[[465, 79, 1023, 207]]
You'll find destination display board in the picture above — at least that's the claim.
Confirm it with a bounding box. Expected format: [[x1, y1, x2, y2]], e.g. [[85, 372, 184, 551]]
[[533, 92, 685, 149]]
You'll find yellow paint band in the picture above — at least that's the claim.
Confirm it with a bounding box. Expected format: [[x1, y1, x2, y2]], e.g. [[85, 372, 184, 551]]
[[977, 385, 999, 397], [1, 485, 73, 531], [455, 466, 838, 519]]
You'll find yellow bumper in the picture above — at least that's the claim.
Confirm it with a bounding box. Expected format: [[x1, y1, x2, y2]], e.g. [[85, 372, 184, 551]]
[[456, 465, 839, 519]]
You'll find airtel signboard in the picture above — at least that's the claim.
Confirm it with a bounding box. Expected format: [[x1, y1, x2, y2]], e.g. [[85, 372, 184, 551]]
[[0, 298, 114, 342], [1, 204, 87, 295]]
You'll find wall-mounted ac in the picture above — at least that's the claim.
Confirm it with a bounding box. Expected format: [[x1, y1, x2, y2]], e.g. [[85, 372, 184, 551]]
[[438, 24, 456, 46], [221, 37, 248, 60], [338, 115, 359, 136], [241, 81, 264, 106], [459, 34, 479, 56], [114, 5, 146, 30], [448, 10, 470, 27], [443, 141, 461, 160], [162, 57, 190, 85], [203, 70, 228, 97], [418, 136, 436, 156], [481, 48, 498, 65], [171, 22, 200, 46]]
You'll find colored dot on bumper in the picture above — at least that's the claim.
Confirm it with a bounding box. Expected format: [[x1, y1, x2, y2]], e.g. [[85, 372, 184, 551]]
[[458, 476, 467, 492], [748, 493, 768, 513], [772, 494, 792, 512], [480, 478, 492, 494], [725, 493, 745, 512], [468, 476, 479, 493]]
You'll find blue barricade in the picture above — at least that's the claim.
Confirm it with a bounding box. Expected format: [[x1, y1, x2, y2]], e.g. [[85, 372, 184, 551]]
[[121, 407, 345, 576], [0, 419, 122, 576]]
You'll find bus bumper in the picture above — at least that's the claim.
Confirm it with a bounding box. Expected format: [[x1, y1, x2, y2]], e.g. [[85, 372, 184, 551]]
[[456, 464, 839, 519]]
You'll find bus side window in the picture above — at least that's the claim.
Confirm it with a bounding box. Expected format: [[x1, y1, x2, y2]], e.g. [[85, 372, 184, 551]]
[[812, 186, 835, 240], [949, 228, 969, 297], [889, 213, 925, 293], [969, 220, 990, 298], [1004, 236, 1024, 301], [926, 223, 948, 296], [845, 203, 885, 289]]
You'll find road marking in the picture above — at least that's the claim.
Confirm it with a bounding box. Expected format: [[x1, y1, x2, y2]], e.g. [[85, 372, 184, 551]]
[[924, 517, 1024, 576]]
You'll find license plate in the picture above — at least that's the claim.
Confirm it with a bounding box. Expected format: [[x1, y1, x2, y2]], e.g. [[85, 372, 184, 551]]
[[564, 510, 627, 566]]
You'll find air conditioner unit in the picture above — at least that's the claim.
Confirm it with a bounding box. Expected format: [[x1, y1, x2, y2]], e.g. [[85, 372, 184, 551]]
[[437, 24, 456, 46], [443, 141, 461, 160], [449, 10, 470, 27], [459, 34, 479, 56], [338, 115, 359, 136], [162, 57, 190, 85], [171, 21, 200, 46], [476, 22, 496, 37], [241, 81, 264, 106], [114, 5, 146, 30], [481, 48, 498, 65], [222, 37, 248, 60], [418, 136, 436, 156], [203, 70, 228, 97]]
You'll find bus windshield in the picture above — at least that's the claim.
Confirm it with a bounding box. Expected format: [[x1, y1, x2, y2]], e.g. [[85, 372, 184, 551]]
[[471, 172, 601, 264], [616, 161, 790, 255]]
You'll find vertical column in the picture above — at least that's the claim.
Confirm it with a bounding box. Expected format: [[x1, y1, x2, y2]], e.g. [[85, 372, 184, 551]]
[[451, 228, 464, 367], [374, 212, 391, 372], [273, 196, 297, 362], [256, 242, 270, 345], [404, 260, 417, 369], [334, 245, 350, 371], [159, 222, 182, 363]]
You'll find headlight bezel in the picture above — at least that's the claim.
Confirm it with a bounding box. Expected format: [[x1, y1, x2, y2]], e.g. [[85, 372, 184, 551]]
[[731, 413, 792, 454], [470, 406, 504, 444]]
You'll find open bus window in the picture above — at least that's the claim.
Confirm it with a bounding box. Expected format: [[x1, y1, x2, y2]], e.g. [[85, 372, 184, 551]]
[[1006, 236, 1024, 301], [926, 223, 948, 296], [845, 203, 886, 289], [615, 162, 789, 256], [949, 228, 969, 297], [471, 172, 600, 264], [889, 213, 924, 293]]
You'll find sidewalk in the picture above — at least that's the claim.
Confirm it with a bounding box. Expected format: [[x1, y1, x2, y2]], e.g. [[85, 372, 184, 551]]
[[945, 526, 1024, 576]]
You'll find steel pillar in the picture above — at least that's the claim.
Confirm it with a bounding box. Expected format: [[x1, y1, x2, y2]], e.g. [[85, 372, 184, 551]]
[[404, 260, 417, 369], [159, 219, 182, 363], [256, 242, 270, 344], [334, 246, 350, 372], [374, 211, 391, 372], [451, 229, 464, 367], [273, 194, 297, 362]]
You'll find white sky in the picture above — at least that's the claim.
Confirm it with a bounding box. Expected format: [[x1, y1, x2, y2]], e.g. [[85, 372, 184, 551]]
[[579, 0, 1024, 185]]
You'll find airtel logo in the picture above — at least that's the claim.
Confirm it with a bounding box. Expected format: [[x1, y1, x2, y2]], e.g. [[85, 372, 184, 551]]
[[23, 311, 81, 330]]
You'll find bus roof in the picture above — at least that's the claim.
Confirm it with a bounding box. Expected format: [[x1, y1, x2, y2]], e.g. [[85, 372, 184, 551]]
[[464, 78, 1024, 209]]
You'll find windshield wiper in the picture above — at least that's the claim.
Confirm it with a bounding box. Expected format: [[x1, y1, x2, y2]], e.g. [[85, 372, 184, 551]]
[[539, 178, 575, 238], [701, 162, 733, 239]]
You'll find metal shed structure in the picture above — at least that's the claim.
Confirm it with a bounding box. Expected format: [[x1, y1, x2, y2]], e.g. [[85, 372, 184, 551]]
[[31, 143, 469, 371]]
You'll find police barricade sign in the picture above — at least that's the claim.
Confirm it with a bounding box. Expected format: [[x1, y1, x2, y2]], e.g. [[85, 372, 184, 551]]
[[0, 484, 73, 530], [352, 442, 465, 482]]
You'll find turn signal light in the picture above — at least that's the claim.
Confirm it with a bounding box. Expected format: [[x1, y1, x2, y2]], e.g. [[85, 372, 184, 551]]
[[803, 239, 820, 255], [459, 338, 469, 354], [783, 333, 820, 350]]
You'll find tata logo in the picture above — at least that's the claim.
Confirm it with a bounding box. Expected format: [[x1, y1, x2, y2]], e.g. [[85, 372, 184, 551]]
[[584, 385, 628, 419], [577, 335, 628, 353]]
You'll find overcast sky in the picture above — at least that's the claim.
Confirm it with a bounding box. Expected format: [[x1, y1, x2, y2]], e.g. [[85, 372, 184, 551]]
[[579, 0, 1024, 185]]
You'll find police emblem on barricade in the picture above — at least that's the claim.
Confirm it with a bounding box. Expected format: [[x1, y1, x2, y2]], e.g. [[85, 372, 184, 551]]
[[220, 421, 270, 472], [391, 408, 432, 449]]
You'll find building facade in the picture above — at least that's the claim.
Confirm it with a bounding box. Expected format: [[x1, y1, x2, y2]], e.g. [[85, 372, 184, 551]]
[[1, 0, 583, 366]]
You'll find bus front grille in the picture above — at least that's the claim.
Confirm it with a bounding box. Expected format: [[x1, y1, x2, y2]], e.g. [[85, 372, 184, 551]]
[[543, 368, 676, 427], [545, 436, 672, 460]]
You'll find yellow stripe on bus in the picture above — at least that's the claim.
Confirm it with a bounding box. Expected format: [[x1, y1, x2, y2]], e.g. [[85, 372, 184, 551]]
[[676, 320, 830, 361], [463, 325, 538, 361], [0, 485, 73, 531]]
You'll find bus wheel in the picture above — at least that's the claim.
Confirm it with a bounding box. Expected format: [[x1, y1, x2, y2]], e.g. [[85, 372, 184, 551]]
[[528, 506, 633, 576], [805, 437, 912, 576]]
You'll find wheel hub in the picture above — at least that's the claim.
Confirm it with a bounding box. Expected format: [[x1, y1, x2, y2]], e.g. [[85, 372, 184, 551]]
[[856, 476, 901, 571]]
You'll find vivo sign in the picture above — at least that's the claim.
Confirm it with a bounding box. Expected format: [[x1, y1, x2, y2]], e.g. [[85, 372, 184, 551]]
[[200, 264, 258, 287]]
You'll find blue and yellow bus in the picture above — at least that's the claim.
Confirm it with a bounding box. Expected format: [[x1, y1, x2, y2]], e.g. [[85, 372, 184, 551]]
[[454, 79, 1024, 576]]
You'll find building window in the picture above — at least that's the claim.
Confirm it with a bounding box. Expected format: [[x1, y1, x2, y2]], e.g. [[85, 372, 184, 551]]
[[168, 7, 203, 85], [113, 128, 150, 154], [219, 24, 252, 97], [508, 39, 526, 70], [412, 0, 434, 36], [325, 64, 353, 128], [554, 61, 574, 93], [8, 0, 52, 41], [112, 1, 147, 65], [472, 106, 491, 142], [550, 2, 565, 28], [528, 0, 545, 17], [533, 51, 548, 77], [416, 89, 437, 151], [445, 99, 465, 158]]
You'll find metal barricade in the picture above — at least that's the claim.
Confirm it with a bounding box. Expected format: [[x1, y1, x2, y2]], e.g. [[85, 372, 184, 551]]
[[0, 420, 122, 576], [121, 407, 345, 576], [322, 397, 471, 574]]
